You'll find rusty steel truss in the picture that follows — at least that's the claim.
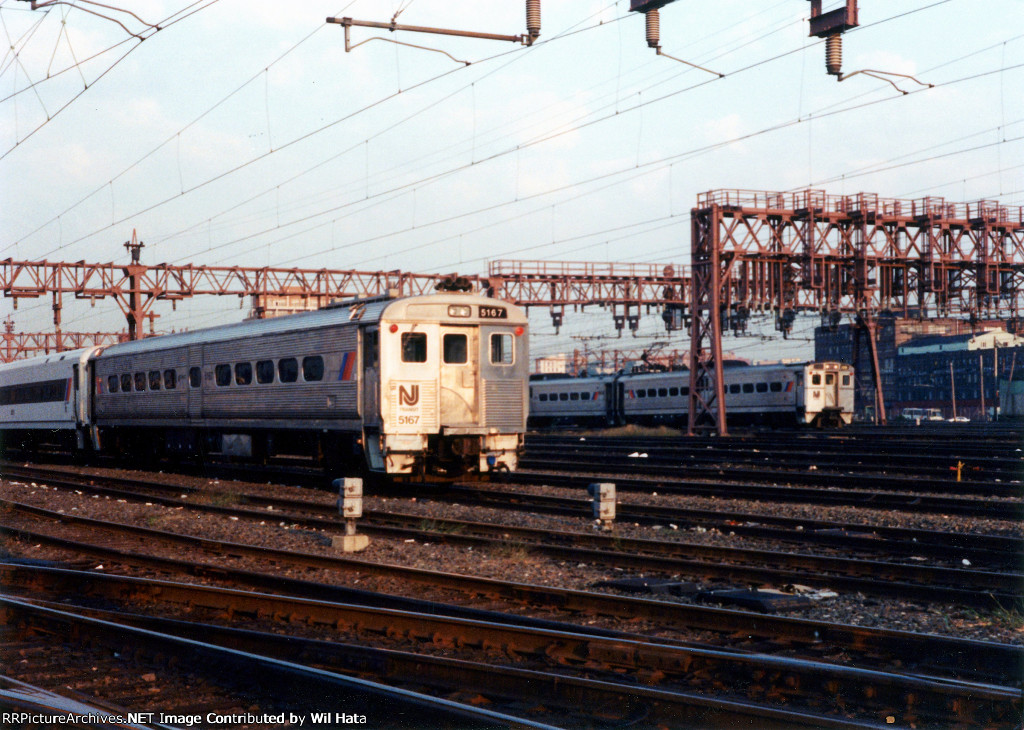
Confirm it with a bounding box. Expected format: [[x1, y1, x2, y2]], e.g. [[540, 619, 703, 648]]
[[1, 317, 125, 362], [486, 260, 689, 335], [1, 255, 464, 342], [688, 189, 1024, 434]]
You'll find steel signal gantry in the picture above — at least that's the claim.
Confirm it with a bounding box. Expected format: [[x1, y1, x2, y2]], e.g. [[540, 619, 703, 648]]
[[688, 189, 1024, 435], [1, 250, 472, 341], [486, 260, 690, 335], [1, 316, 126, 362]]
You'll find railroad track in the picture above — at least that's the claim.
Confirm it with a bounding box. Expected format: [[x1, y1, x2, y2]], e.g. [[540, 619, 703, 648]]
[[1, 595, 551, 729], [527, 433, 1022, 482], [2, 534, 1021, 727], [520, 450, 1020, 499], [415, 483, 1023, 569], [510, 467, 1023, 520], [12, 563, 997, 729], [3, 464, 1021, 607], [2, 490, 1022, 687]]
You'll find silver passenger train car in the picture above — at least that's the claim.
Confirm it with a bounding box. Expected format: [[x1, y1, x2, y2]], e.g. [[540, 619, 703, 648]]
[[0, 292, 530, 479], [530, 361, 855, 428]]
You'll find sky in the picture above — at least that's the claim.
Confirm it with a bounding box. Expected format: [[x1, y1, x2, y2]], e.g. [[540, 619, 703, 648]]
[[1, 0, 1022, 367]]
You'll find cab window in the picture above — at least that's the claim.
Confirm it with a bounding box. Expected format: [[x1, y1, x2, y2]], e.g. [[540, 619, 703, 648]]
[[443, 333, 468, 364], [812, 374, 822, 385], [490, 333, 514, 364], [402, 333, 427, 363]]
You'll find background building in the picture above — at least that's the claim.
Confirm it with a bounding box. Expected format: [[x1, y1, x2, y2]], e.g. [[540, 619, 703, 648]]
[[815, 319, 1023, 421]]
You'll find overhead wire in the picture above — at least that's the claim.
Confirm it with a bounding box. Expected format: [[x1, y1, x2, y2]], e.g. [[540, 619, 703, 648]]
[[0, 0, 223, 161]]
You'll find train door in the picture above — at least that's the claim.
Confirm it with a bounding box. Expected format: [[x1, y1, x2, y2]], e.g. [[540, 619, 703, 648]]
[[187, 345, 203, 420], [439, 325, 478, 425], [607, 376, 624, 425], [361, 327, 380, 424], [822, 370, 838, 410]]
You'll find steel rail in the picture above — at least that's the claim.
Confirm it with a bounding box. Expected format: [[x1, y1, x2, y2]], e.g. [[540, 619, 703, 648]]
[[430, 483, 1023, 566], [1, 501, 1019, 686], [509, 469, 1024, 520], [2, 467, 1017, 606], [5, 566, 945, 728], [0, 596, 556, 729], [519, 451, 1021, 498], [5, 462, 1019, 566], [527, 435, 1022, 481]]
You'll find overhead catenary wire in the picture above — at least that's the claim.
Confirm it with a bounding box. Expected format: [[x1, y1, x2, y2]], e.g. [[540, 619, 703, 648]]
[[4, 0, 1019, 339]]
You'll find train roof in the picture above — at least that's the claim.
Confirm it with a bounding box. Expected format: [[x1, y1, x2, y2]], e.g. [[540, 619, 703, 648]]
[[0, 346, 97, 374], [97, 293, 525, 358]]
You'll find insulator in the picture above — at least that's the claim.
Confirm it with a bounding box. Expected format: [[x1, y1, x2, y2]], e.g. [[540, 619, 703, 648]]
[[825, 33, 842, 76], [526, 0, 541, 40], [645, 9, 660, 49]]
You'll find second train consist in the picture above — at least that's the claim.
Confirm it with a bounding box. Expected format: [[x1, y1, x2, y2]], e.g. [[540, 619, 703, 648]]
[[530, 361, 855, 428], [0, 292, 529, 479]]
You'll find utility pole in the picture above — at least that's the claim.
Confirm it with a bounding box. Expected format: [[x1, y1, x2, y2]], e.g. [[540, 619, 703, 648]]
[[949, 361, 957, 421], [993, 345, 1000, 421], [979, 353, 986, 422]]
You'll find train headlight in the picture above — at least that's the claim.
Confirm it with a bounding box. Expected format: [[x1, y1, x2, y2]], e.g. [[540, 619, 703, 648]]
[[447, 305, 472, 318]]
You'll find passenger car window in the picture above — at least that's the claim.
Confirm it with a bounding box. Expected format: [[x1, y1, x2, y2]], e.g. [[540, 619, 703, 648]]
[[570, 392, 579, 401], [235, 362, 253, 385], [658, 388, 668, 397], [559, 393, 568, 401], [742, 383, 754, 393], [302, 356, 324, 381], [402, 333, 427, 363], [164, 369, 176, 389], [121, 374, 132, 392], [215, 364, 231, 387], [134, 373, 147, 391], [278, 358, 298, 383], [669, 387, 679, 396], [148, 371, 161, 390], [539, 393, 548, 402], [108, 375, 118, 393], [729, 384, 740, 394], [189, 367, 202, 388], [769, 381, 782, 392], [490, 333, 514, 364], [581, 392, 591, 401], [756, 382, 768, 393], [256, 360, 275, 384], [443, 334, 467, 364]]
